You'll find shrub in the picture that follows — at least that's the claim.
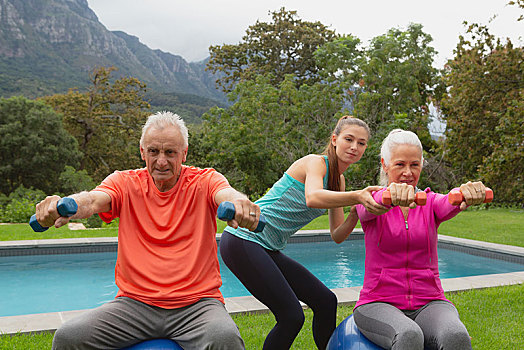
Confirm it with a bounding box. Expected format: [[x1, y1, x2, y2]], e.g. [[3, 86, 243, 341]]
[[58, 166, 96, 195], [0, 186, 46, 223], [84, 215, 103, 228], [0, 96, 81, 194], [102, 218, 119, 228]]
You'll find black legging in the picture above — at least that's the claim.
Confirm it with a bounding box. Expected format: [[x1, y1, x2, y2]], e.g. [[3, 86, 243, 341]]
[[220, 231, 338, 350]]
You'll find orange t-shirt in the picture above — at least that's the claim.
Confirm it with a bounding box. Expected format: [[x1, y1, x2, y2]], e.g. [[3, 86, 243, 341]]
[[93, 166, 230, 309]]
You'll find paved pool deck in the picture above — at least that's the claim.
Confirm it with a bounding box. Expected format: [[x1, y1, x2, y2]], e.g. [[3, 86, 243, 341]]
[[1, 230, 523, 335]]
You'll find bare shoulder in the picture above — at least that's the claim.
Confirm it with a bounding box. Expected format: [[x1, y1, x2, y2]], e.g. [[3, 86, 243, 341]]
[[290, 154, 325, 169], [306, 154, 327, 167], [287, 154, 327, 182]]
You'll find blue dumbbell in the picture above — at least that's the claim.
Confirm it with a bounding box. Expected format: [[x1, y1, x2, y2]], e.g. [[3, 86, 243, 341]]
[[29, 197, 78, 232], [217, 201, 266, 233]]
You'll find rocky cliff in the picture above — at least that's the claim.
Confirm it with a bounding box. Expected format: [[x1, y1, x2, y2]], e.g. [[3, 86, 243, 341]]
[[0, 0, 224, 102]]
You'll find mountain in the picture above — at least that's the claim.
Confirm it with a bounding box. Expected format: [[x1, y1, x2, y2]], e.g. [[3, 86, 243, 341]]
[[0, 0, 227, 114]]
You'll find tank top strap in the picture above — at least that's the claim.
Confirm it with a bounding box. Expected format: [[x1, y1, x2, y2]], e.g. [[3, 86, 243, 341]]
[[322, 155, 329, 189]]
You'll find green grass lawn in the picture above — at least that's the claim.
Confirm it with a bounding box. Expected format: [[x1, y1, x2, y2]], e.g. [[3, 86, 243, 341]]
[[0, 215, 331, 241], [438, 207, 524, 247], [2, 207, 522, 247], [2, 284, 522, 349], [0, 223, 119, 241], [233, 284, 524, 349], [448, 284, 524, 350]]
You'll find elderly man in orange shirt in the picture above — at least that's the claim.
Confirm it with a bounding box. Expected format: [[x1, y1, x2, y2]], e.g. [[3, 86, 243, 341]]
[[35, 111, 260, 350]]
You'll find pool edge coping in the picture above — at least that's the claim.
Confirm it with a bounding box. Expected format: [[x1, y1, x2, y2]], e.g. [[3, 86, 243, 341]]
[[1, 231, 523, 336], [2, 230, 523, 258]]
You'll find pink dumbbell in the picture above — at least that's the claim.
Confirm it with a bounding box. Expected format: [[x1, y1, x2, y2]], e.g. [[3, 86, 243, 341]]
[[382, 190, 427, 206]]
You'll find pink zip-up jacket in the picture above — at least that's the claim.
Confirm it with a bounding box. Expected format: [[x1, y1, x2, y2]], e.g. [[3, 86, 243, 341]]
[[355, 187, 462, 310]]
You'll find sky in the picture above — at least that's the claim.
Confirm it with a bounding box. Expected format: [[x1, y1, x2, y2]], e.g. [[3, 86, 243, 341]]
[[86, 0, 523, 68]]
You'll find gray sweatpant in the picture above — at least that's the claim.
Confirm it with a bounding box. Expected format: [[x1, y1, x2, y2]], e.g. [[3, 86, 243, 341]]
[[52, 297, 245, 350], [353, 300, 472, 350]]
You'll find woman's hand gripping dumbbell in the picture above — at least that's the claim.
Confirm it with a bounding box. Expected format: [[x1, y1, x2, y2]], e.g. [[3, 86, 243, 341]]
[[382, 187, 427, 207]]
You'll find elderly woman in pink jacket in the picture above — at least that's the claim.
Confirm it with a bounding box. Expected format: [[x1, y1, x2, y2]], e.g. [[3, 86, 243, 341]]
[[339, 129, 488, 350]]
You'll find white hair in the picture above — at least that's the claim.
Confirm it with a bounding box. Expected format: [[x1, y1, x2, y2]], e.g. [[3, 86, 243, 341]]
[[380, 129, 424, 186], [140, 111, 188, 147]]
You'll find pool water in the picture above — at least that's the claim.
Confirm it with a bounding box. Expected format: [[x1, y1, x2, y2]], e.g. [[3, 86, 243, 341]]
[[1, 240, 522, 317]]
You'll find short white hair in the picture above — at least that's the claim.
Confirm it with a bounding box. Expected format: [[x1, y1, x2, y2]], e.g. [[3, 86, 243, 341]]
[[380, 129, 424, 186], [140, 111, 188, 147]]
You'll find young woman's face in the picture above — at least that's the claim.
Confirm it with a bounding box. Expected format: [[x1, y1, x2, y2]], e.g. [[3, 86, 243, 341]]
[[331, 125, 369, 165], [382, 144, 423, 187]]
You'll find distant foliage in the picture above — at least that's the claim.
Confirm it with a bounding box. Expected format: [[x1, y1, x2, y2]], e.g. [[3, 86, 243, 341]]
[[440, 22, 524, 205], [0, 185, 46, 223], [355, 24, 439, 138], [146, 91, 227, 124], [508, 0, 524, 21], [58, 165, 96, 195], [42, 67, 150, 182], [207, 7, 337, 93], [189, 74, 347, 198], [313, 24, 441, 189], [80, 215, 104, 229], [0, 96, 82, 195], [196, 18, 442, 197]]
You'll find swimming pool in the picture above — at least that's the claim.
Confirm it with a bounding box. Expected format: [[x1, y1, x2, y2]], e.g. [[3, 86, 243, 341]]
[[1, 239, 523, 317]]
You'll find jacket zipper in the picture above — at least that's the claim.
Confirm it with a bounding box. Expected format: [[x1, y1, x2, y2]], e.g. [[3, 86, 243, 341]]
[[405, 217, 412, 309]]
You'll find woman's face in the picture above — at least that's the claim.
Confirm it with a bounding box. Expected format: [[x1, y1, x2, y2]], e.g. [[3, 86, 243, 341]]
[[331, 125, 369, 166], [382, 144, 423, 187]]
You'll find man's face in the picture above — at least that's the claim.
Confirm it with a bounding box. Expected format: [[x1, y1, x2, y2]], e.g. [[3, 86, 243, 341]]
[[140, 125, 188, 191]]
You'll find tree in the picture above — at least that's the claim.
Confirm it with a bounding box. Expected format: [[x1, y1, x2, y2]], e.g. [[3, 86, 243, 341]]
[[480, 96, 523, 204], [314, 26, 442, 189], [355, 24, 439, 138], [207, 8, 338, 93], [42, 67, 151, 182], [58, 165, 96, 195], [314, 24, 440, 148], [197, 23, 445, 195], [189, 74, 348, 198], [440, 21, 523, 205], [0, 96, 81, 194], [0, 185, 47, 223], [314, 34, 365, 87], [508, 0, 524, 21]]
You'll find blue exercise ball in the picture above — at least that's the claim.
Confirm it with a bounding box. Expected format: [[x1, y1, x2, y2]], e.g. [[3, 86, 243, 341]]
[[327, 314, 383, 350], [121, 339, 183, 350]]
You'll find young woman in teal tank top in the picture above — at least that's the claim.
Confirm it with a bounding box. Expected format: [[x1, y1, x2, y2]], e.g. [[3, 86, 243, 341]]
[[220, 116, 389, 349]]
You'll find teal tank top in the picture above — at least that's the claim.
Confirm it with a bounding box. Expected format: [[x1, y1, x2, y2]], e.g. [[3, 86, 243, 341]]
[[223, 156, 329, 250]]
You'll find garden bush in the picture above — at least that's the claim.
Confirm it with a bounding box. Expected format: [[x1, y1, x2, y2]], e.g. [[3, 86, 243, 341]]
[[0, 185, 46, 223]]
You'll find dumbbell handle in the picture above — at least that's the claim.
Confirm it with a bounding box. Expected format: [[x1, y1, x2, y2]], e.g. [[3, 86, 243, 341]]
[[382, 190, 427, 206], [217, 201, 266, 233], [448, 188, 493, 206], [29, 197, 78, 232]]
